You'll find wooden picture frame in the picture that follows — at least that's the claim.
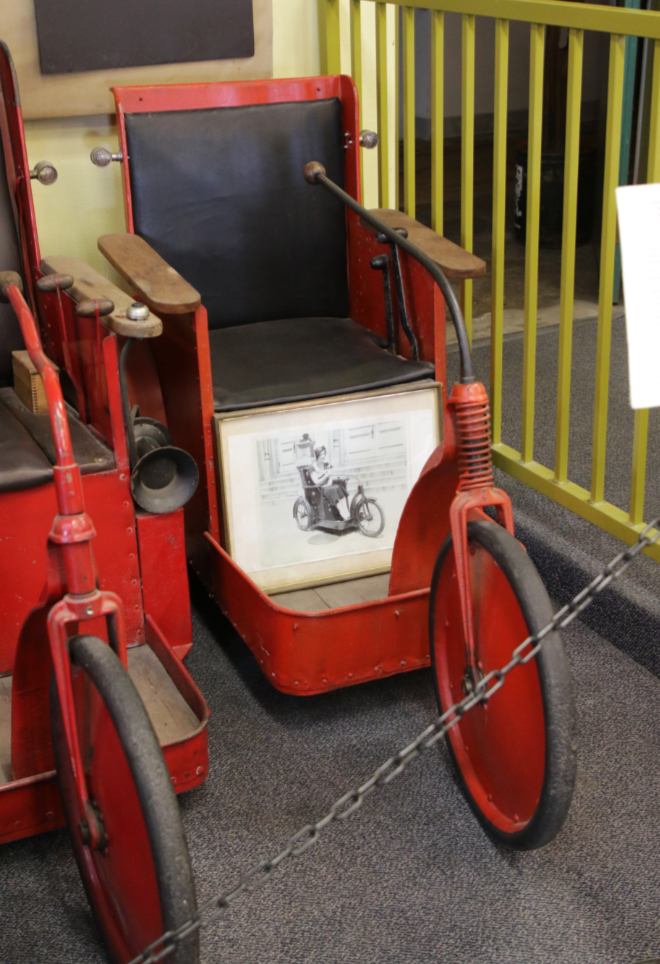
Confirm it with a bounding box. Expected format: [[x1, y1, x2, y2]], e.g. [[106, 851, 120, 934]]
[[214, 382, 442, 595]]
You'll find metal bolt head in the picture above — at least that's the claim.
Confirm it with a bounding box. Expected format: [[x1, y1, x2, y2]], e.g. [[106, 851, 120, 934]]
[[126, 301, 150, 322], [85, 605, 94, 616], [359, 129, 379, 150], [90, 146, 113, 167], [30, 160, 58, 185]]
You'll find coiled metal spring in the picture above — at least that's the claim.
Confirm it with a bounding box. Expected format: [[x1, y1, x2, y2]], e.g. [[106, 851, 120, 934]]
[[454, 387, 494, 491]]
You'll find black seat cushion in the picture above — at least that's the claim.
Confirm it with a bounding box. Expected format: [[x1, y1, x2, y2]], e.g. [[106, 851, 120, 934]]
[[125, 98, 350, 330], [209, 317, 435, 412], [0, 397, 52, 493], [0, 388, 115, 475]]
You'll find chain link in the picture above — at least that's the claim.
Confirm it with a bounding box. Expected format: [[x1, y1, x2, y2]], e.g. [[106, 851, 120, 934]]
[[128, 519, 660, 964]]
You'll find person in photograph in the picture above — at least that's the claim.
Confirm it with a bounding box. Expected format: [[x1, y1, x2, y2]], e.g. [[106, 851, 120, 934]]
[[309, 445, 351, 520]]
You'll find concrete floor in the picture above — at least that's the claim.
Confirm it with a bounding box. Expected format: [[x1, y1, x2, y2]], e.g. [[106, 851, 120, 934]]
[[401, 134, 620, 342]]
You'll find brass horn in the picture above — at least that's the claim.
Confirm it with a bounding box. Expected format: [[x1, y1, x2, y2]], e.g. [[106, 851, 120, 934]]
[[119, 335, 199, 515]]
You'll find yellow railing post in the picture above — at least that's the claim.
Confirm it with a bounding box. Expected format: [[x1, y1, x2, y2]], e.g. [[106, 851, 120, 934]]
[[431, 10, 444, 235], [403, 6, 416, 217], [490, 18, 509, 447], [394, 5, 401, 210], [629, 38, 660, 524], [461, 13, 476, 344], [554, 27, 584, 483], [350, 0, 364, 200], [350, 1, 363, 96], [521, 22, 545, 464], [591, 33, 626, 505], [376, 2, 390, 207], [325, 0, 342, 75]]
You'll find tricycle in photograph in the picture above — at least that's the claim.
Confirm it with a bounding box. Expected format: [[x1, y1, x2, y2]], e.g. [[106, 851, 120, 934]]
[[87, 72, 577, 850], [0, 42, 206, 963], [293, 435, 386, 536]]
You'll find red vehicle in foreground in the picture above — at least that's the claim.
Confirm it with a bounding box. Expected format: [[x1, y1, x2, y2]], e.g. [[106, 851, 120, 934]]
[[0, 42, 205, 963], [90, 72, 577, 851]]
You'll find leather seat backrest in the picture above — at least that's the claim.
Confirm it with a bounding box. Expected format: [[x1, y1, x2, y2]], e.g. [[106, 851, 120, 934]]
[[125, 97, 350, 330], [0, 80, 25, 383]]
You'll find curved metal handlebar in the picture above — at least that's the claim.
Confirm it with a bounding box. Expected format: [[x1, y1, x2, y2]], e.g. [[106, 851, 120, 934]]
[[303, 161, 475, 384], [3, 281, 75, 469]]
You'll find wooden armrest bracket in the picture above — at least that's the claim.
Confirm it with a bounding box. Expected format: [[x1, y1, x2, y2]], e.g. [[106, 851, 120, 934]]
[[361, 210, 486, 280], [98, 234, 201, 315], [40, 256, 163, 338]]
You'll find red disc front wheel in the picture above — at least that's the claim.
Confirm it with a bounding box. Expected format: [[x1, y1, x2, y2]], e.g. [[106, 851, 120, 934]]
[[51, 635, 198, 963], [429, 520, 576, 849]]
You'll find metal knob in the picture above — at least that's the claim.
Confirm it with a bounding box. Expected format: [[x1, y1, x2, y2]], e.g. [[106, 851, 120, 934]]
[[29, 160, 58, 185], [0, 271, 23, 301], [304, 161, 326, 184], [90, 146, 123, 167], [36, 273, 74, 293], [126, 301, 150, 322], [359, 130, 379, 150], [76, 297, 114, 317]]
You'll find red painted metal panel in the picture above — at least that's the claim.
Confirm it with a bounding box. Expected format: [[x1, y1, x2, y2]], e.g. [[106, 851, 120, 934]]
[[149, 308, 220, 583], [348, 217, 445, 371], [124, 339, 169, 427], [145, 615, 209, 791], [0, 470, 144, 675], [389, 447, 460, 596], [206, 533, 430, 695], [145, 615, 207, 720], [114, 74, 347, 114], [0, 771, 64, 845], [137, 513, 192, 657]]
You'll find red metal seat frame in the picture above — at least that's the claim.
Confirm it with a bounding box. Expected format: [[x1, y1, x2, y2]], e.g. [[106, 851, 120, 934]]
[[0, 43, 209, 847], [101, 76, 473, 695]]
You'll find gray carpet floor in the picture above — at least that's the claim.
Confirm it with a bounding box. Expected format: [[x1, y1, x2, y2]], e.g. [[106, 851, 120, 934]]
[[2, 576, 660, 964], [2, 314, 660, 963]]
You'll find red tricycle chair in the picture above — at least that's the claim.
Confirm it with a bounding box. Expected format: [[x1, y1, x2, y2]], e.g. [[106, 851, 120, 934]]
[[92, 74, 577, 849], [0, 41, 206, 962]]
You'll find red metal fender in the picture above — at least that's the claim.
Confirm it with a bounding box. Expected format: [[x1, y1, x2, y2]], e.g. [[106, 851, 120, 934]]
[[388, 410, 459, 597]]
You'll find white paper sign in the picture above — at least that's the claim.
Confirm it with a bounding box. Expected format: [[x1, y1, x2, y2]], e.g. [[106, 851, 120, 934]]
[[616, 182, 660, 409]]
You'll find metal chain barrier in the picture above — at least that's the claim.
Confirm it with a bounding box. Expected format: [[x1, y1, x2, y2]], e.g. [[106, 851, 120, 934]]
[[128, 519, 660, 964]]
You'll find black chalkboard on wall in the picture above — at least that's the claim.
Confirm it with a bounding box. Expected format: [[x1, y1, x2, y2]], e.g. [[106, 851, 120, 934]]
[[33, 0, 255, 74]]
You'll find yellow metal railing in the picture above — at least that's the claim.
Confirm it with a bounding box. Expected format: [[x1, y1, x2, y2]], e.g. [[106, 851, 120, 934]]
[[322, 0, 660, 562]]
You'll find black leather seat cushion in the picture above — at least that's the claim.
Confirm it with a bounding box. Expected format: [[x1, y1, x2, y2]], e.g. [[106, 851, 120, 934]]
[[209, 317, 435, 412], [0, 397, 52, 493], [0, 388, 115, 476], [125, 98, 349, 330]]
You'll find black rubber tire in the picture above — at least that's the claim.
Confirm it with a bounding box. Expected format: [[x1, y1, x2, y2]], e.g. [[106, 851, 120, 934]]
[[354, 497, 385, 537], [293, 496, 314, 530], [51, 635, 198, 963], [429, 520, 577, 850]]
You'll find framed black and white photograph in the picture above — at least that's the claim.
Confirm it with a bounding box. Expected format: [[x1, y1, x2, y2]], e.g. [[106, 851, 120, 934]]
[[215, 383, 441, 593]]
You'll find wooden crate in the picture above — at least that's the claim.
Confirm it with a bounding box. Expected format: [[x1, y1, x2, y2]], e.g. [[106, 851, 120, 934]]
[[11, 350, 58, 414]]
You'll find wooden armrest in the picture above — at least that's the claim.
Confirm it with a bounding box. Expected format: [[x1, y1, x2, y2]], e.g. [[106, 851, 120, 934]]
[[40, 256, 163, 338], [98, 234, 201, 315], [361, 210, 486, 280]]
